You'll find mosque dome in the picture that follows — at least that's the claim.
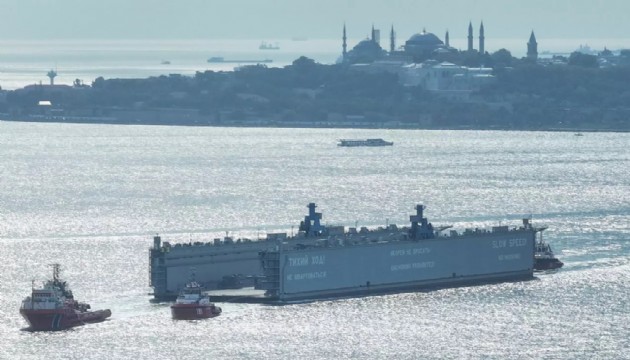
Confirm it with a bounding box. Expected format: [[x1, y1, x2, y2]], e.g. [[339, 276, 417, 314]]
[[345, 38, 387, 64], [353, 39, 384, 52], [406, 32, 443, 47], [404, 30, 445, 61]]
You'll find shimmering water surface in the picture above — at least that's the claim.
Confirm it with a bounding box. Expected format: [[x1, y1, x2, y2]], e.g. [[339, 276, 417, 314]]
[[0, 121, 629, 359]]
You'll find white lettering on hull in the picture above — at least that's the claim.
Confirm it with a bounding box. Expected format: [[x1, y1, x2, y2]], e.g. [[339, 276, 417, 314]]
[[390, 261, 435, 271], [287, 271, 327, 281], [390, 247, 431, 257], [498, 254, 521, 261], [288, 255, 326, 266], [289, 255, 309, 266], [492, 238, 528, 249]]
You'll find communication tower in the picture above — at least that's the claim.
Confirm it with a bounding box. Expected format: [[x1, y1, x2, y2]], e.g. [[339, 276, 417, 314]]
[[47, 69, 57, 85]]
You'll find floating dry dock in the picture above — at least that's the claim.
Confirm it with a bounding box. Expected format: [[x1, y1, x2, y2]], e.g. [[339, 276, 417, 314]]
[[150, 203, 542, 303]]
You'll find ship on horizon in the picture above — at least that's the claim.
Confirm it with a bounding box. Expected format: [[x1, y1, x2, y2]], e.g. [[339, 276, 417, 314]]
[[207, 56, 272, 64], [259, 41, 280, 50]]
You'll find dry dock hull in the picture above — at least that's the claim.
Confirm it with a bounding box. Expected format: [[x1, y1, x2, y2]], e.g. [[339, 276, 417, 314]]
[[260, 230, 536, 302], [150, 241, 269, 301], [273, 270, 533, 302]]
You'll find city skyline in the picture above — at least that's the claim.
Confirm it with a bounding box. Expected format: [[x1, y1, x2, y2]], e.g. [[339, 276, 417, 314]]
[[1, 0, 629, 41]]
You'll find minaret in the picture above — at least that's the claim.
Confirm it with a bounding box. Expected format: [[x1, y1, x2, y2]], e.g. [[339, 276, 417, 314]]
[[342, 24, 347, 60], [390, 25, 396, 53], [527, 30, 538, 61], [479, 21, 485, 54], [445, 30, 450, 47], [467, 21, 474, 52]]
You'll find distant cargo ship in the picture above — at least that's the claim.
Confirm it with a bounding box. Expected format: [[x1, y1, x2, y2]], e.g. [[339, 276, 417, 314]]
[[150, 203, 543, 302], [207, 56, 272, 64], [259, 41, 280, 50], [338, 138, 393, 147]]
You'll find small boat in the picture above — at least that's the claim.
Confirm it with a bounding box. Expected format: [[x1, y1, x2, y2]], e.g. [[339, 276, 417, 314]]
[[20, 264, 111, 331], [170, 280, 222, 320], [161, 60, 171, 65], [574, 132, 584, 136], [338, 138, 394, 147], [534, 234, 564, 271], [259, 41, 280, 50]]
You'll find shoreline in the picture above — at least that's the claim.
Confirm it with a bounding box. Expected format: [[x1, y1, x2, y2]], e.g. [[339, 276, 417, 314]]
[[1, 117, 628, 133]]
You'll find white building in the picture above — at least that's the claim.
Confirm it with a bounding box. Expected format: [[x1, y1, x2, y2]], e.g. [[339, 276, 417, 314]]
[[402, 61, 493, 90], [352, 60, 495, 101]]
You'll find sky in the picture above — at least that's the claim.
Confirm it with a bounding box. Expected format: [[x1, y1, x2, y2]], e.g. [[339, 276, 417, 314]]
[[1, 0, 629, 41]]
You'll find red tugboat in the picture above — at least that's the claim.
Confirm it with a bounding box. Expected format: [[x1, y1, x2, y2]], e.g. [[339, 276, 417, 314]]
[[19, 264, 112, 331], [170, 280, 222, 320], [534, 228, 564, 271]]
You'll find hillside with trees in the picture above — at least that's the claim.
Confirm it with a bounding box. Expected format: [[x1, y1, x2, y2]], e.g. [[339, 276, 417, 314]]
[[1, 51, 629, 131]]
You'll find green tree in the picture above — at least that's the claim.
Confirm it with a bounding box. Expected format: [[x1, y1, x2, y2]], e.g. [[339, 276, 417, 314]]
[[568, 52, 598, 68]]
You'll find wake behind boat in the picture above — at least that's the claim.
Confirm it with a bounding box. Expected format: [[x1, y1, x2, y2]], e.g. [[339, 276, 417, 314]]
[[20, 264, 111, 331], [170, 279, 222, 320], [338, 138, 393, 147]]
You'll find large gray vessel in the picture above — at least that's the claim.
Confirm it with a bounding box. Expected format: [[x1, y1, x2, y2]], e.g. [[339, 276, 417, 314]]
[[256, 204, 540, 301], [150, 203, 542, 302]]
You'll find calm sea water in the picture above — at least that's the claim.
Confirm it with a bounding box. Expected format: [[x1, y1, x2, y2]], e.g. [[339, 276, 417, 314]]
[[2, 37, 629, 90], [0, 39, 341, 90], [0, 121, 628, 359]]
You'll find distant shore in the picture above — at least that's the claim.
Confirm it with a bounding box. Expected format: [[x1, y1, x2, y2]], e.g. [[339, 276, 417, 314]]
[[2, 116, 628, 133]]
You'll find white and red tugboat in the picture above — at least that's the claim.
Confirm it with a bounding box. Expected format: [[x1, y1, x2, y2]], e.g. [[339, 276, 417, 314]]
[[20, 264, 112, 331], [171, 279, 222, 320]]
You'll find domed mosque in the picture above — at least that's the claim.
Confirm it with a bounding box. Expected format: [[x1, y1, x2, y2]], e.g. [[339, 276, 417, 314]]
[[342, 23, 482, 64]]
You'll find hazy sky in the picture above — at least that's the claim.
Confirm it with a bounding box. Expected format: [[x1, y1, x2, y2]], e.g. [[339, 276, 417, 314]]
[[1, 0, 629, 41]]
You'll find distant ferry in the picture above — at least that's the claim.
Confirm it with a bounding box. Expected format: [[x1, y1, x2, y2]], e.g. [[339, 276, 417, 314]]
[[259, 41, 280, 50], [338, 138, 393, 147], [207, 56, 272, 64]]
